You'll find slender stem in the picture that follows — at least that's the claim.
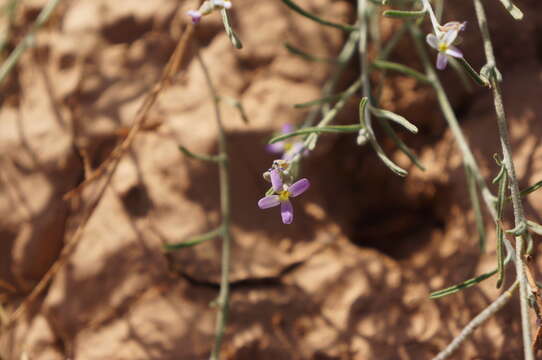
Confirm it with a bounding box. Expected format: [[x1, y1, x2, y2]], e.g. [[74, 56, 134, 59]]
[[197, 51, 232, 360], [0, 0, 20, 54], [473, 0, 533, 357], [432, 281, 518, 360], [0, 0, 62, 85]]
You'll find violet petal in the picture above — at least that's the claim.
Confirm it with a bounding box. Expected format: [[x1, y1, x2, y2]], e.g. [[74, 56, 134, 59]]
[[270, 169, 283, 192], [266, 142, 285, 154], [258, 195, 280, 209], [436, 53, 448, 70], [445, 45, 463, 58], [280, 200, 294, 224], [426, 34, 439, 50], [281, 124, 295, 134], [442, 29, 459, 46], [289, 178, 310, 197], [187, 10, 202, 24]]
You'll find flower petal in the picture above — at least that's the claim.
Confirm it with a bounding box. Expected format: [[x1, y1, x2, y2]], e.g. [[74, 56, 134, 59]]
[[266, 142, 285, 154], [187, 10, 202, 24], [442, 28, 459, 46], [258, 195, 280, 209], [281, 200, 294, 224], [281, 124, 294, 134], [270, 169, 283, 192], [426, 34, 439, 50], [289, 178, 310, 197], [282, 142, 305, 161], [445, 45, 463, 58], [436, 53, 448, 70]]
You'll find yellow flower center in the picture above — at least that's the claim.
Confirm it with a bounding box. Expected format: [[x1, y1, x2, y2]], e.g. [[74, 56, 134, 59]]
[[438, 43, 448, 52], [284, 143, 293, 152], [278, 190, 290, 202]]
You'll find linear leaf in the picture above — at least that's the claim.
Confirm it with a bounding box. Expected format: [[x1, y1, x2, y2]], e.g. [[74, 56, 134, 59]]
[[527, 220, 542, 236], [284, 43, 336, 63], [281, 0, 356, 32], [359, 98, 407, 177], [163, 227, 222, 250], [377, 119, 425, 171], [430, 269, 498, 299], [220, 96, 249, 124], [497, 0, 523, 20], [269, 124, 362, 144], [383, 9, 426, 18], [294, 94, 342, 108], [371, 60, 431, 84], [369, 106, 418, 134], [457, 57, 490, 88], [179, 146, 223, 163]]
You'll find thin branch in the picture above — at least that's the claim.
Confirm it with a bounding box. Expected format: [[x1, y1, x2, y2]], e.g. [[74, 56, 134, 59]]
[[0, 0, 62, 84], [432, 281, 518, 360], [196, 50, 233, 360]]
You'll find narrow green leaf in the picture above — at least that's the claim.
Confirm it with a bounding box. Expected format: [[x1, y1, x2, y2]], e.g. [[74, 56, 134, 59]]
[[430, 269, 498, 299], [369, 106, 418, 134], [269, 124, 362, 144], [359, 98, 408, 177], [457, 57, 490, 88], [284, 43, 336, 63], [519, 180, 542, 198], [497, 0, 523, 20], [220, 96, 249, 124], [294, 94, 342, 109], [163, 227, 222, 250], [371, 60, 431, 84], [496, 167, 507, 288], [377, 119, 425, 171], [179, 146, 223, 163], [220, 9, 242, 49], [527, 220, 542, 236], [281, 0, 356, 32], [492, 163, 506, 184], [383, 9, 426, 18]]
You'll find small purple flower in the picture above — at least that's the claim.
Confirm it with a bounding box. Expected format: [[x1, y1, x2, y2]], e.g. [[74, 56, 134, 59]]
[[426, 22, 465, 70], [187, 10, 202, 24], [267, 124, 308, 161], [258, 169, 310, 224]]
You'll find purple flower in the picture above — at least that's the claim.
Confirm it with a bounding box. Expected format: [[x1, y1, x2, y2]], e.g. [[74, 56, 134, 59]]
[[258, 169, 310, 224], [426, 21, 465, 70], [187, 10, 202, 24], [267, 124, 308, 161]]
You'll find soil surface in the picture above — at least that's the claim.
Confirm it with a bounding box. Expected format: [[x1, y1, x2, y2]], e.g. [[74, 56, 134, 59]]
[[1, 0, 542, 359]]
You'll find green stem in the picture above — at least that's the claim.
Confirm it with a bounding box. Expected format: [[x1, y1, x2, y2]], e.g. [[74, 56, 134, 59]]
[[473, 0, 533, 357], [432, 281, 518, 360], [0, 0, 62, 85], [197, 51, 232, 360]]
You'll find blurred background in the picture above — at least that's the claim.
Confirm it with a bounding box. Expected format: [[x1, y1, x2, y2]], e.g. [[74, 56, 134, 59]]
[[0, 0, 541, 358]]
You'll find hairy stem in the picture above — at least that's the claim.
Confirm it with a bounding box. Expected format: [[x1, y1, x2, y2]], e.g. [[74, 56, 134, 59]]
[[473, 0, 533, 357]]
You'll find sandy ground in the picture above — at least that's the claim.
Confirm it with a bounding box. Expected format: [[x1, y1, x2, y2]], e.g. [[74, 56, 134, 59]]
[[1, 0, 542, 359]]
